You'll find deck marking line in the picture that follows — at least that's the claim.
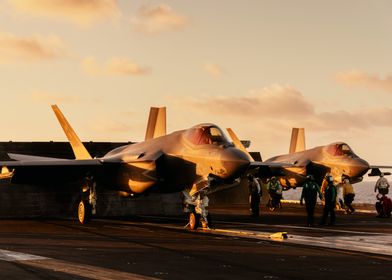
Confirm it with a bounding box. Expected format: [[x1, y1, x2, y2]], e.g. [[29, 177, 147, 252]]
[[0, 249, 48, 261], [0, 249, 157, 280]]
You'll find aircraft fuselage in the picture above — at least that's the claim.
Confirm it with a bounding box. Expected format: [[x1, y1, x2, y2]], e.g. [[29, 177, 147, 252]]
[[265, 142, 370, 188], [100, 124, 251, 194]]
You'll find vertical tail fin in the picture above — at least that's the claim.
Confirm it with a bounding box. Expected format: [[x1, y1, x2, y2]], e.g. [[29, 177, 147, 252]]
[[51, 105, 92, 160], [289, 128, 305, 154], [145, 107, 166, 141]]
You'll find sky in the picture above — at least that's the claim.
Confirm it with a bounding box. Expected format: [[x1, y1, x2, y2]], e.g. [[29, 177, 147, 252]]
[[0, 0, 392, 166]]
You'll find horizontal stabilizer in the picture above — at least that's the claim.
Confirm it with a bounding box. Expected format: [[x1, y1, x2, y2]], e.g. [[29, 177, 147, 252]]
[[241, 140, 251, 148], [51, 105, 92, 160]]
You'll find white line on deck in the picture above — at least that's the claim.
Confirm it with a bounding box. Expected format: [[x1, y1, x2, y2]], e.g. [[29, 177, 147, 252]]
[[0, 249, 157, 280]]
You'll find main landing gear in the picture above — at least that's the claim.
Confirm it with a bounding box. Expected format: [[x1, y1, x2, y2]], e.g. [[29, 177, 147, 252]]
[[77, 176, 97, 224], [78, 200, 91, 224], [185, 206, 212, 230]]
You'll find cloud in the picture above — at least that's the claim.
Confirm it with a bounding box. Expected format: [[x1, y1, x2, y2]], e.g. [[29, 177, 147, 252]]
[[30, 90, 81, 104], [132, 4, 188, 34], [7, 0, 120, 26], [302, 107, 392, 132], [0, 32, 66, 63], [336, 70, 392, 94], [204, 63, 224, 77], [107, 57, 151, 76], [182, 85, 314, 118], [81, 56, 151, 76], [171, 84, 392, 134]]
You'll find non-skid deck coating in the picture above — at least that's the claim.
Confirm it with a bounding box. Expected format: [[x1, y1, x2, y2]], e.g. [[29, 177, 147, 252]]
[[0, 205, 391, 279]]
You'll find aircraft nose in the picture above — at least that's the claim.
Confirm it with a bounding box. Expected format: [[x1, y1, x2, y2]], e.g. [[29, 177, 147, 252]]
[[355, 158, 370, 176], [222, 147, 251, 178]]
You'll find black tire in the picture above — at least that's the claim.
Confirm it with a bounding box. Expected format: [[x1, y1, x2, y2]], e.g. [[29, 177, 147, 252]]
[[189, 212, 200, 230], [78, 200, 91, 224]]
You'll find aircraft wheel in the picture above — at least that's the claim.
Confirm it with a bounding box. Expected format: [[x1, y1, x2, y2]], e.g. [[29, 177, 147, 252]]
[[78, 200, 91, 224], [189, 212, 200, 230]]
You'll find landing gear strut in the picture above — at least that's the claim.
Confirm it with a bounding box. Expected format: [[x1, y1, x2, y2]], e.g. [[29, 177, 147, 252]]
[[77, 176, 97, 224]]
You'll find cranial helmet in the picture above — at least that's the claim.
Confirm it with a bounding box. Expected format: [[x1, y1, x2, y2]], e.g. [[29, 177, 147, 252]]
[[306, 175, 314, 180]]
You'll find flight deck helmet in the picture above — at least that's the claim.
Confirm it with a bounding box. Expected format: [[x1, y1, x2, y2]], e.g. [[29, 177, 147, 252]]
[[306, 174, 314, 181]]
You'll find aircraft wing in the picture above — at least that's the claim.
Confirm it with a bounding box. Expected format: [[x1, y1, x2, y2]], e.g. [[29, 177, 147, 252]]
[[0, 155, 104, 184], [369, 165, 392, 169], [368, 166, 392, 177], [250, 161, 296, 167], [1, 151, 163, 194]]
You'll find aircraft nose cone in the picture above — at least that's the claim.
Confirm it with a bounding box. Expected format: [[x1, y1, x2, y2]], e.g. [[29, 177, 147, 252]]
[[355, 158, 370, 176], [222, 147, 251, 178]]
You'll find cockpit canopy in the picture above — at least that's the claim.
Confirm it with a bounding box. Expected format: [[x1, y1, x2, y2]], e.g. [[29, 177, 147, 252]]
[[325, 143, 357, 157], [184, 124, 231, 146]]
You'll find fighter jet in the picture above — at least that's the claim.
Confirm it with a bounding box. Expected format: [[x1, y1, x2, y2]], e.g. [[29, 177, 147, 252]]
[[260, 128, 390, 188], [0, 105, 281, 228]]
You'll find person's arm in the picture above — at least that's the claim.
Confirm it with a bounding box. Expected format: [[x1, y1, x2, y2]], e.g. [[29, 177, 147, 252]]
[[254, 178, 261, 194], [300, 183, 305, 204], [333, 186, 338, 202], [316, 183, 322, 199]]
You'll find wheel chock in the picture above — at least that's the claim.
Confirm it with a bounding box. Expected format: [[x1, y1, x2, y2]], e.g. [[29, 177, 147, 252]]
[[269, 232, 288, 240]]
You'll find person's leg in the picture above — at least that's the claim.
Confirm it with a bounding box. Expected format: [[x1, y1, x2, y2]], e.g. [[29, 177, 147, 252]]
[[307, 199, 316, 226], [305, 202, 311, 225], [250, 192, 259, 216], [330, 203, 336, 225], [320, 204, 329, 225]]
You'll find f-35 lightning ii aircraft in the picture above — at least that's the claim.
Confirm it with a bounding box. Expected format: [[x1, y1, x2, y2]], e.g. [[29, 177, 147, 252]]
[[261, 128, 390, 188], [0, 105, 281, 227]]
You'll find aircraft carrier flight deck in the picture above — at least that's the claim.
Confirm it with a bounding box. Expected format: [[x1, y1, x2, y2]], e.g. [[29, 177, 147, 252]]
[[0, 205, 391, 280]]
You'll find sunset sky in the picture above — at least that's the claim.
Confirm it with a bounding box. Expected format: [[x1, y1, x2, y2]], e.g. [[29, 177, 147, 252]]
[[0, 0, 392, 166]]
